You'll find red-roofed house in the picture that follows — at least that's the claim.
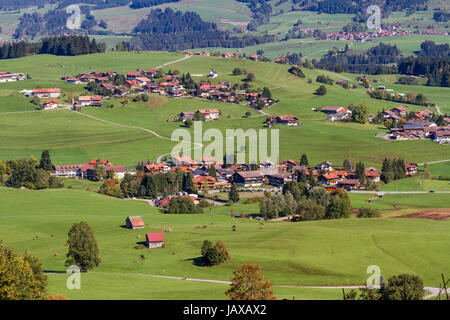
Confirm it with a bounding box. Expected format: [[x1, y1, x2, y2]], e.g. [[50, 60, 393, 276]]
[[144, 163, 170, 174], [77, 96, 103, 106], [126, 71, 142, 80], [146, 232, 164, 248], [33, 88, 61, 98], [318, 173, 340, 185], [267, 115, 300, 127], [193, 175, 216, 189], [405, 162, 418, 176], [364, 167, 380, 183], [125, 216, 145, 229], [321, 106, 346, 114], [42, 100, 58, 110], [198, 109, 220, 120]]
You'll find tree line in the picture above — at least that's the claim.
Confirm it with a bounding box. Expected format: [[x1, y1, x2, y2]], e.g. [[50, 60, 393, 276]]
[[0, 35, 106, 59], [315, 43, 400, 75], [130, 0, 180, 9], [0, 151, 63, 190], [260, 180, 352, 221]]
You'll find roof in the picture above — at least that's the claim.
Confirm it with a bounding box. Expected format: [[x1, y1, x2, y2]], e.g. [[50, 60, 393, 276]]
[[127, 216, 144, 227], [277, 115, 297, 121], [392, 106, 407, 111], [34, 88, 60, 93], [339, 179, 360, 185], [266, 172, 291, 179], [320, 173, 339, 180], [193, 175, 216, 183], [145, 163, 167, 171], [78, 96, 103, 101], [198, 109, 220, 114], [146, 232, 164, 242], [322, 106, 343, 112], [236, 171, 264, 179]]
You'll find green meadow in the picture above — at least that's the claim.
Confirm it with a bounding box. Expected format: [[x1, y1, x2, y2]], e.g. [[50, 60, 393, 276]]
[[0, 52, 449, 169], [0, 187, 449, 299]]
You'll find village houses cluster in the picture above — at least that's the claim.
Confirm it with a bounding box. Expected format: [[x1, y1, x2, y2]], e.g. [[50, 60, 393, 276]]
[[52, 156, 419, 205], [0, 72, 25, 83], [61, 67, 274, 110]]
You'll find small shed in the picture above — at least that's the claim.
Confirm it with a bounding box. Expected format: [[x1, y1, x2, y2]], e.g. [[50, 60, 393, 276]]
[[125, 216, 145, 229], [146, 232, 164, 248]]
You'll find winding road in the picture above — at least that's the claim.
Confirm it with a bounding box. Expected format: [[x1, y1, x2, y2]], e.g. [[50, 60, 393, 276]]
[[135, 273, 445, 299]]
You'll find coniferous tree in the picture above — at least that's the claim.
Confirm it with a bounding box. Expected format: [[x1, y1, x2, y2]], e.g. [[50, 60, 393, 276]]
[[300, 154, 308, 166], [297, 170, 307, 184], [308, 170, 317, 188], [228, 184, 240, 203], [182, 172, 197, 194], [39, 150, 52, 171], [355, 161, 366, 184], [208, 165, 217, 178], [343, 158, 352, 172]]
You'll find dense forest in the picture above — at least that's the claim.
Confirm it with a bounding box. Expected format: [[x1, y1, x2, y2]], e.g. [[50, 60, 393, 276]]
[[315, 43, 401, 74], [397, 41, 450, 87], [299, 0, 429, 15], [237, 0, 272, 31], [130, 0, 181, 9], [0, 35, 105, 59], [12, 6, 103, 39], [129, 8, 275, 51], [0, 0, 51, 10], [398, 57, 450, 87], [0, 0, 129, 11]]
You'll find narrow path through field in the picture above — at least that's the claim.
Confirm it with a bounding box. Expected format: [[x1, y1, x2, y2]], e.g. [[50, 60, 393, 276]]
[[67, 108, 203, 163], [154, 54, 191, 69], [135, 273, 444, 299]]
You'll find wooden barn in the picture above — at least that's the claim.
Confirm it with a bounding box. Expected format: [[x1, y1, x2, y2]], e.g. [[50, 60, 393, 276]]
[[146, 232, 164, 249], [125, 216, 145, 229]]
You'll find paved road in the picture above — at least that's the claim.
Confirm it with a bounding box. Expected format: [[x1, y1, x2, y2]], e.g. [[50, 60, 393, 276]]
[[135, 273, 445, 299], [418, 159, 450, 166]]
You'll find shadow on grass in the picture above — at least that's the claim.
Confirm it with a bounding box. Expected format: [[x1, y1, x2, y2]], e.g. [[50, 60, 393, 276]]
[[185, 256, 207, 267]]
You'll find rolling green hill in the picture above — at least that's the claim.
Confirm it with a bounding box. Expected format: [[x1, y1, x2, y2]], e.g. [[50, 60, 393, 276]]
[[0, 52, 448, 168], [0, 187, 449, 299]]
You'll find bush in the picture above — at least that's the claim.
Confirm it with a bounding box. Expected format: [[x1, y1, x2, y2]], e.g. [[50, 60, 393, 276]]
[[356, 208, 381, 218], [167, 196, 202, 214], [201, 240, 230, 266]]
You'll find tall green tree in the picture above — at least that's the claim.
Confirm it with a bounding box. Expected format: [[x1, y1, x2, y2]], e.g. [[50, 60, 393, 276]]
[[343, 158, 352, 172], [208, 165, 217, 178], [39, 150, 53, 171], [300, 154, 309, 166], [308, 170, 317, 188], [182, 172, 197, 194], [65, 221, 101, 272], [355, 161, 366, 184], [228, 184, 240, 203]]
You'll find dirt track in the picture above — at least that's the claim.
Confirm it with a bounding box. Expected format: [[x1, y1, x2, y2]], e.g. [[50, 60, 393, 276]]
[[394, 208, 450, 221]]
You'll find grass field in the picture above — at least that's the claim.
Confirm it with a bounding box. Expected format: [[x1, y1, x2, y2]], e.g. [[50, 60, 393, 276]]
[[1, 52, 448, 169], [0, 186, 449, 300], [91, 0, 252, 34]]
